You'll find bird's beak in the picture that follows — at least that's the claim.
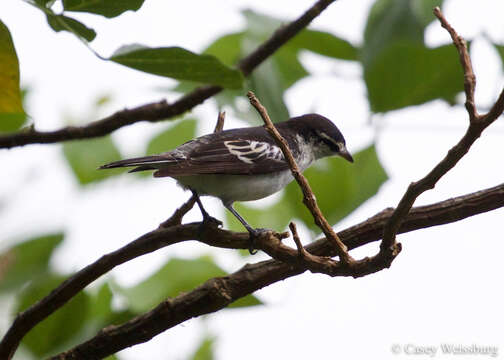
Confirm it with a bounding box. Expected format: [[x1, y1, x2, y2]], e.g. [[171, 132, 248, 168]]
[[339, 146, 354, 163]]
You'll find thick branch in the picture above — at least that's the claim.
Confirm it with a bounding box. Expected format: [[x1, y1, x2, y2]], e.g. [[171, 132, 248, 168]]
[[1, 182, 503, 359], [49, 183, 504, 359], [0, 0, 338, 150]]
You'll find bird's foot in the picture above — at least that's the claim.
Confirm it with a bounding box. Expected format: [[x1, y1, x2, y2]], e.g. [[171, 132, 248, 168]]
[[197, 215, 223, 239], [203, 215, 223, 228], [247, 228, 271, 255]]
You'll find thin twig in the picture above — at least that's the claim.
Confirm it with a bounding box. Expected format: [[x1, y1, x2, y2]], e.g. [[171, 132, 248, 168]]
[[247, 91, 354, 265], [289, 222, 305, 258], [433, 6, 478, 121], [158, 195, 197, 228], [288, 222, 335, 272], [0, 0, 339, 150], [214, 111, 226, 133]]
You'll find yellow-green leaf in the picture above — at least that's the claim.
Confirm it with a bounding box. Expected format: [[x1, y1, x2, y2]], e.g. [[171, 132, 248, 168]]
[[0, 20, 26, 132]]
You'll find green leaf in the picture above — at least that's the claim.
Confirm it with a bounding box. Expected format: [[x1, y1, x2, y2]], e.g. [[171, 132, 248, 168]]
[[493, 43, 504, 68], [243, 10, 357, 61], [227, 145, 387, 234], [110, 45, 244, 89], [146, 118, 197, 155], [63, 0, 145, 18], [46, 13, 96, 41], [17, 274, 90, 358], [242, 9, 279, 36], [35, 0, 56, 7], [63, 136, 122, 185], [0, 233, 64, 293], [411, 0, 444, 27], [248, 57, 290, 123], [363, 0, 425, 65], [290, 29, 358, 61], [225, 199, 292, 234], [274, 46, 310, 91], [89, 283, 114, 322], [242, 11, 346, 124], [364, 43, 464, 112], [0, 20, 26, 132], [190, 336, 215, 360], [119, 256, 262, 313], [362, 0, 452, 112], [203, 32, 244, 67], [0, 113, 26, 133]]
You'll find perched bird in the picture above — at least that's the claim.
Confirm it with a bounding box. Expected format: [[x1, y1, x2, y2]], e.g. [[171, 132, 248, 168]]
[[100, 114, 353, 254]]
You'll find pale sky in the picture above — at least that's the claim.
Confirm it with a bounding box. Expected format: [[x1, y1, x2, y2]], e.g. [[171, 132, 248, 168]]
[[1, 0, 503, 359]]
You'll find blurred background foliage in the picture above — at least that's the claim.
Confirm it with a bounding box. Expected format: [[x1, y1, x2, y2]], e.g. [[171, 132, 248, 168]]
[[2, 0, 501, 358]]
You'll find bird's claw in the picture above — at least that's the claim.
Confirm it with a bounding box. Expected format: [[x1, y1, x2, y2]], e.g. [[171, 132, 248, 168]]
[[197, 215, 223, 239], [203, 215, 223, 228], [247, 228, 271, 255]]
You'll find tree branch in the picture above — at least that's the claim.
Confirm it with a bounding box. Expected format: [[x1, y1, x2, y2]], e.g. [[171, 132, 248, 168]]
[[2, 181, 503, 359], [48, 183, 504, 359], [0, 0, 339, 150], [378, 7, 504, 267]]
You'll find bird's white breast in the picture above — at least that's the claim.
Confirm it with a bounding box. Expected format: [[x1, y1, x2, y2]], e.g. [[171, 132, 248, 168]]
[[174, 171, 295, 203]]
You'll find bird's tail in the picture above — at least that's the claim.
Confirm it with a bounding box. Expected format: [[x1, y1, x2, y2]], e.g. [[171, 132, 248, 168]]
[[99, 155, 170, 173]]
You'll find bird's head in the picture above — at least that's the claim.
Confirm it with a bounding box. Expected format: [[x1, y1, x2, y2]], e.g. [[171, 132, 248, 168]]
[[286, 114, 353, 163]]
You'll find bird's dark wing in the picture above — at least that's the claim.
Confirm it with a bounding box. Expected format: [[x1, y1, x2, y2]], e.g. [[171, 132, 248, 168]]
[[100, 126, 297, 176], [154, 137, 289, 176]]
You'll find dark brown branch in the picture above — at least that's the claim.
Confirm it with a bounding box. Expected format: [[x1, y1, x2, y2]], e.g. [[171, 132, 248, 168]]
[[247, 91, 353, 265], [379, 8, 504, 265], [1, 181, 502, 360], [0, 0, 338, 150], [48, 183, 504, 359]]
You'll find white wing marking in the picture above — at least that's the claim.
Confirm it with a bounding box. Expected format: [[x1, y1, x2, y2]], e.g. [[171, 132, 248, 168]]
[[224, 140, 284, 164]]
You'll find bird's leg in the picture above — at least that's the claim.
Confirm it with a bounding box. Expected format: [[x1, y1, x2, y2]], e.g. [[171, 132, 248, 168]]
[[191, 190, 222, 229], [224, 203, 269, 255]]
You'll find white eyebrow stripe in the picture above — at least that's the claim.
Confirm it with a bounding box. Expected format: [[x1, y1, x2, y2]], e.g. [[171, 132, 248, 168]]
[[318, 132, 345, 150], [319, 132, 337, 144]]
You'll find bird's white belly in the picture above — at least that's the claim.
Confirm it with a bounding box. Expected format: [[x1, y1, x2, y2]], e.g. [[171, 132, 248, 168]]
[[174, 171, 295, 203]]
